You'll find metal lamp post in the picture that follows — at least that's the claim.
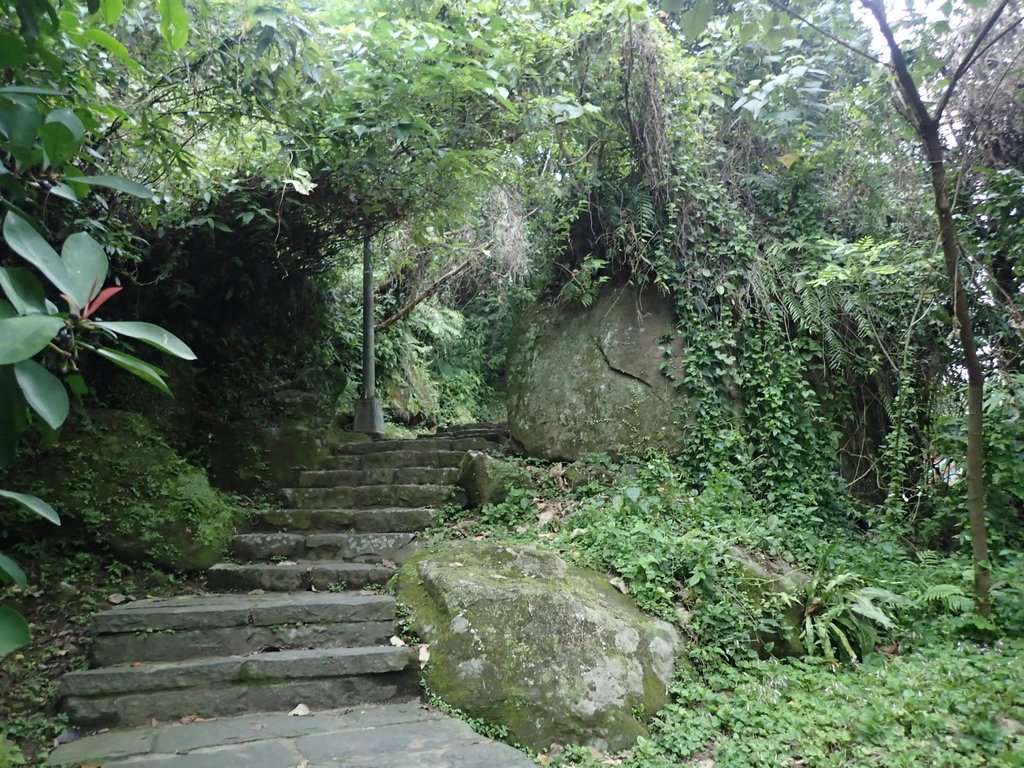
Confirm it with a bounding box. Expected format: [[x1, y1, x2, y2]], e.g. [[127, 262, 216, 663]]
[[353, 225, 384, 436]]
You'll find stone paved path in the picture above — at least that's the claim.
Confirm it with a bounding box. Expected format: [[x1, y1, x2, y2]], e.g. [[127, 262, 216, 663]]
[[49, 425, 532, 767], [47, 702, 536, 767]]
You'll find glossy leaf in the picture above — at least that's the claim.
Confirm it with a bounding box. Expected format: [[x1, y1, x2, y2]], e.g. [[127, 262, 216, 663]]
[[0, 552, 26, 586], [0, 489, 60, 524], [0, 605, 30, 657], [64, 175, 153, 199], [0, 266, 46, 315], [2, 213, 76, 298], [81, 29, 140, 74], [0, 97, 39, 148], [44, 107, 84, 139], [0, 315, 64, 364], [94, 320, 196, 360], [101, 0, 123, 24], [93, 347, 172, 394], [158, 0, 189, 49], [14, 359, 69, 430], [39, 121, 78, 169], [61, 232, 108, 310]]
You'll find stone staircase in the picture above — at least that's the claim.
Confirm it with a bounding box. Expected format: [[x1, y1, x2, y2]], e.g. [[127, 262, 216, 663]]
[[57, 424, 509, 730]]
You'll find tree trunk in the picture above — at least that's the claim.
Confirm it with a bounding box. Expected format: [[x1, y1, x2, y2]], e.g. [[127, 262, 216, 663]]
[[920, 121, 991, 615], [860, 0, 995, 615]]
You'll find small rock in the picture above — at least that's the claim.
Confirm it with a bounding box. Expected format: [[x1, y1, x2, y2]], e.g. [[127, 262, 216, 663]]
[[288, 704, 311, 717], [56, 581, 79, 600], [107, 593, 127, 605]]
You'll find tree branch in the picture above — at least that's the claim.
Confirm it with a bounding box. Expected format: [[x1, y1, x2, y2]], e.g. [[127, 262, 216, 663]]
[[935, 0, 1012, 119], [763, 0, 886, 68], [375, 255, 479, 333], [860, 0, 933, 130]]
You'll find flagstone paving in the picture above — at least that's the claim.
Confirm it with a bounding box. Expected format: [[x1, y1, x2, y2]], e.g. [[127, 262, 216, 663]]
[[47, 703, 536, 767]]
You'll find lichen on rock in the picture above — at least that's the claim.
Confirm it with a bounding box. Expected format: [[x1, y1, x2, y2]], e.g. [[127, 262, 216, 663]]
[[392, 540, 684, 752], [506, 285, 688, 460]]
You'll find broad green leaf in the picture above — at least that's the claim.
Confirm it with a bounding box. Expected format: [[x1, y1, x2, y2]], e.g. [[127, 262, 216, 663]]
[[0, 267, 46, 314], [93, 347, 171, 394], [39, 121, 78, 169], [61, 232, 108, 309], [0, 33, 28, 68], [0, 87, 63, 96], [14, 359, 68, 430], [158, 0, 189, 49], [0, 299, 16, 319], [681, 0, 715, 41], [0, 98, 40, 147], [47, 182, 79, 203], [0, 489, 60, 524], [0, 315, 64, 364], [44, 108, 84, 139], [0, 605, 30, 656], [94, 321, 196, 360], [81, 29, 140, 74], [2, 213, 75, 298], [64, 175, 153, 199], [0, 552, 26, 586], [101, 0, 123, 24]]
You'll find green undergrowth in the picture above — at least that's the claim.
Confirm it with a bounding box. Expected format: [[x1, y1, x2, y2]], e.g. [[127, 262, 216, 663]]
[[0, 548, 203, 765], [432, 450, 1024, 767]]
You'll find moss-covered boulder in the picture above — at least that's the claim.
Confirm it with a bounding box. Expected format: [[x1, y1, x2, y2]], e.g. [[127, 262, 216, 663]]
[[23, 410, 240, 571], [457, 452, 530, 507], [507, 286, 687, 460], [393, 540, 683, 752], [729, 546, 811, 657]]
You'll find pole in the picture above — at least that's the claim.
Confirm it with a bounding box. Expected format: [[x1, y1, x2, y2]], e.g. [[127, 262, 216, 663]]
[[354, 224, 384, 436]]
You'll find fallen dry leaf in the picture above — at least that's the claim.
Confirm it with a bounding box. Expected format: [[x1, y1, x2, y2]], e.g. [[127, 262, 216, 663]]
[[418, 644, 430, 669], [390, 636, 407, 647], [276, 560, 298, 567]]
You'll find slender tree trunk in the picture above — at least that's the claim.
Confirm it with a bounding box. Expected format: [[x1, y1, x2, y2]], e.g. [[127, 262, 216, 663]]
[[920, 122, 991, 616], [860, 0, 995, 614]]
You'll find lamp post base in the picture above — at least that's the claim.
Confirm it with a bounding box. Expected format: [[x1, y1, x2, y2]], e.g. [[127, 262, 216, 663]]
[[354, 397, 384, 437]]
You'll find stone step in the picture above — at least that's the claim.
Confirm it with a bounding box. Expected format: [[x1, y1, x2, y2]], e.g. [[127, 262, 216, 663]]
[[435, 421, 509, 436], [298, 466, 461, 488], [61, 646, 418, 728], [280, 484, 465, 509], [207, 560, 397, 592], [333, 436, 499, 456], [321, 449, 468, 471], [47, 703, 537, 768], [90, 593, 396, 665], [252, 507, 437, 534], [230, 532, 420, 564]]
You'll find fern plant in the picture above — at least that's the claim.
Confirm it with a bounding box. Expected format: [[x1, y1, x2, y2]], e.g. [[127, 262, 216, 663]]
[[797, 569, 906, 663]]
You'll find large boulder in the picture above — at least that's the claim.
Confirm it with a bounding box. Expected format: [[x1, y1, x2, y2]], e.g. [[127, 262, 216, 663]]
[[16, 410, 241, 572], [728, 546, 810, 657], [392, 540, 683, 752], [507, 286, 686, 460]]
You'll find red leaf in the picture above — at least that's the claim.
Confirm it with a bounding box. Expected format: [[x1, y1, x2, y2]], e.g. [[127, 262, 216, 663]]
[[83, 286, 123, 318]]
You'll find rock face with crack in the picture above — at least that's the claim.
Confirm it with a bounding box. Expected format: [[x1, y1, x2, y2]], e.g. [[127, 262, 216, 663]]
[[392, 540, 684, 753], [506, 285, 687, 460]]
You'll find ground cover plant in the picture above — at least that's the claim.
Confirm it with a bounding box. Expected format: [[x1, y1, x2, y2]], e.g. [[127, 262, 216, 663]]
[[436, 451, 1024, 767]]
